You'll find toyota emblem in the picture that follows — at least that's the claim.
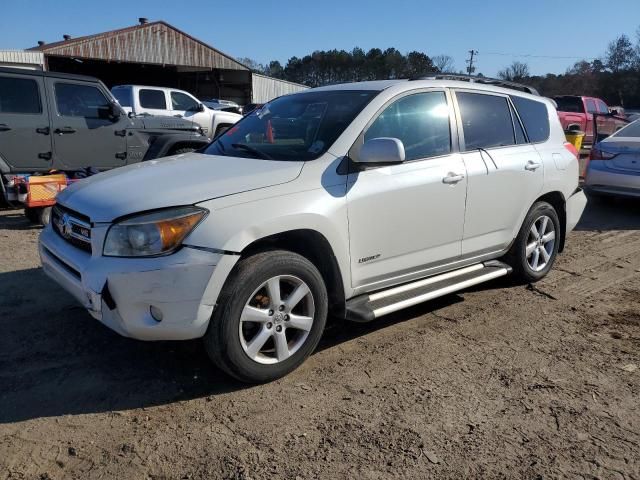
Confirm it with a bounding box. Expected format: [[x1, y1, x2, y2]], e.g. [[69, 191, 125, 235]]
[[59, 213, 73, 239]]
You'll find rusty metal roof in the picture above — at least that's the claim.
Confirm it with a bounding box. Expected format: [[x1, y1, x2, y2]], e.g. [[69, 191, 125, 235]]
[[29, 21, 248, 71]]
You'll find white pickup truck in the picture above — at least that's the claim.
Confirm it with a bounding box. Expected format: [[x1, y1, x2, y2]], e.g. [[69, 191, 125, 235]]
[[111, 85, 241, 139]]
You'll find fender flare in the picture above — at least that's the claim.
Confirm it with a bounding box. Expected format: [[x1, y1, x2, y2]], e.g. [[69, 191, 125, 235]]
[[143, 134, 210, 161]]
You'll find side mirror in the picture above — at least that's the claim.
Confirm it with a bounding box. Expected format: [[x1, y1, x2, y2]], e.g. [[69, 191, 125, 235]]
[[356, 137, 405, 164], [197, 103, 205, 113], [108, 102, 122, 121]]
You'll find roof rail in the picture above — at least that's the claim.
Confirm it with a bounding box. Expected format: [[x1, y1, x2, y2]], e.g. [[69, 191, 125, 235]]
[[412, 73, 539, 96]]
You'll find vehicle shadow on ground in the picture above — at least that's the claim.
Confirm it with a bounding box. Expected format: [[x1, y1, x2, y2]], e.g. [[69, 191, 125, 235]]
[[0, 208, 41, 231], [0, 265, 463, 424], [2, 194, 636, 423], [575, 196, 640, 231]]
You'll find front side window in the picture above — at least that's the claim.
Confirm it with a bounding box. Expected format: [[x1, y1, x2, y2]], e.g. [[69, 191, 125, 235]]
[[112, 88, 132, 107], [511, 96, 550, 143], [586, 99, 598, 114], [55, 83, 110, 118], [0, 76, 42, 114], [139, 89, 167, 109], [597, 100, 609, 114], [204, 90, 377, 161], [457, 92, 515, 150], [171, 91, 199, 111], [364, 92, 451, 161]]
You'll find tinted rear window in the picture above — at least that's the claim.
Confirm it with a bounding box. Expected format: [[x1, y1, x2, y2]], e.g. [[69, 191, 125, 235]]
[[511, 96, 550, 143], [0, 76, 42, 114], [457, 92, 515, 150], [554, 96, 583, 113], [615, 120, 640, 138], [139, 89, 166, 109]]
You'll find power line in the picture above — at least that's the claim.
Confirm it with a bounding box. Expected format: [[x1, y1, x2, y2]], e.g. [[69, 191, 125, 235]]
[[482, 51, 597, 60]]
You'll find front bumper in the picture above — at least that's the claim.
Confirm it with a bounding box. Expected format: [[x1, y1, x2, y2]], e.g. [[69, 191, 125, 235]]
[[585, 161, 640, 198], [39, 225, 238, 341]]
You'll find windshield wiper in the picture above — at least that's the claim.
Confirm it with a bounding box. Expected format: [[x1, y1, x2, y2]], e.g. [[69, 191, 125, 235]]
[[231, 143, 273, 160]]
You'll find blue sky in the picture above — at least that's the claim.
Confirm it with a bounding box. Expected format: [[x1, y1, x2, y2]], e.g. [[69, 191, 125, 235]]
[[1, 0, 639, 77]]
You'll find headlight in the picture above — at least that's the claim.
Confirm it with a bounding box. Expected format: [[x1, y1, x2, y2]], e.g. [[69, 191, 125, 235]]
[[103, 206, 207, 257]]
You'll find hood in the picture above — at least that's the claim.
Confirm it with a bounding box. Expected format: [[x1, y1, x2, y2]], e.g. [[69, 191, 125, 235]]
[[57, 153, 303, 222]]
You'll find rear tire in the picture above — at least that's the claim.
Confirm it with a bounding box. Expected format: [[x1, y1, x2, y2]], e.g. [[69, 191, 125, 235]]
[[505, 201, 561, 283], [204, 250, 328, 383]]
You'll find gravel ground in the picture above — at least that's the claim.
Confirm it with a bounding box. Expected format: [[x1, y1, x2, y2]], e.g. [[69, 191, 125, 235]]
[[0, 197, 639, 480]]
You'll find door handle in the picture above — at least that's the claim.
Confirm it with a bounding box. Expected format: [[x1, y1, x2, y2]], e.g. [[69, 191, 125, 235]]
[[525, 160, 542, 171], [54, 127, 77, 135], [442, 172, 465, 184], [0, 124, 11, 132], [36, 127, 50, 135]]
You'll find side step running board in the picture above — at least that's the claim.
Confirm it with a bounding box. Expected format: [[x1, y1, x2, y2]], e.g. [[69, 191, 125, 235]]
[[345, 260, 512, 322]]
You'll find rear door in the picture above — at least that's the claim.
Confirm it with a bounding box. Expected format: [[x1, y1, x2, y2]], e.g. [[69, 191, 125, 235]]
[[47, 79, 127, 169], [452, 90, 544, 256], [596, 99, 614, 137], [0, 72, 52, 170], [585, 98, 605, 142], [137, 88, 170, 117]]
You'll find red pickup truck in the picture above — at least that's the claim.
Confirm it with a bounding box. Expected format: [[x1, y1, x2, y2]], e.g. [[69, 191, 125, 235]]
[[553, 95, 627, 145]]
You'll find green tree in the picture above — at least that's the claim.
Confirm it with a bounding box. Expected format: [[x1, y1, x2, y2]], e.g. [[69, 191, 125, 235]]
[[605, 34, 635, 72]]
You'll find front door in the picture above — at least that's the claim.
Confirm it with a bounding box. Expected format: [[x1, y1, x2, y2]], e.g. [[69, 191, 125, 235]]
[[452, 90, 544, 255], [0, 73, 52, 171], [47, 79, 127, 170], [346, 90, 467, 290], [169, 90, 211, 136]]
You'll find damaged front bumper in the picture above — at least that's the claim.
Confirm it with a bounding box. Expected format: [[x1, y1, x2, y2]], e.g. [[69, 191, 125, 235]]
[[39, 224, 238, 341]]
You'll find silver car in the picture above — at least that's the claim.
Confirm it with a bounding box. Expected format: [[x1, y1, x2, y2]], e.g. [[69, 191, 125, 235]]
[[585, 120, 640, 198]]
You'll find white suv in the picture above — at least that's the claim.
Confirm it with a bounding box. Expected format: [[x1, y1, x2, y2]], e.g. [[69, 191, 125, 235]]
[[39, 77, 586, 383], [111, 85, 242, 138]]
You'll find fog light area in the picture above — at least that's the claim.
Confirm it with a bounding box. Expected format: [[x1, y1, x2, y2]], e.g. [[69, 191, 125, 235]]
[[150, 305, 163, 322]]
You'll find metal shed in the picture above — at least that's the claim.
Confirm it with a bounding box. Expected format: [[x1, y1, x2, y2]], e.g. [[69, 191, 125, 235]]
[[29, 19, 252, 104], [0, 50, 44, 70], [251, 73, 308, 103]]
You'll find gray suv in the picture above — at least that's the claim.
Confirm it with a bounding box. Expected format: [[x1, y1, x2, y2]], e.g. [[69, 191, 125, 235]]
[[0, 67, 209, 206]]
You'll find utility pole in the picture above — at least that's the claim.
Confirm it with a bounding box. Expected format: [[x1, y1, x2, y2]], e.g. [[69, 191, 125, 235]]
[[466, 50, 478, 75]]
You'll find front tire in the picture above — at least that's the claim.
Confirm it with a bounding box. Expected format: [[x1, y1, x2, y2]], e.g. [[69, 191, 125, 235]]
[[204, 250, 328, 383], [24, 206, 52, 225], [506, 201, 560, 283]]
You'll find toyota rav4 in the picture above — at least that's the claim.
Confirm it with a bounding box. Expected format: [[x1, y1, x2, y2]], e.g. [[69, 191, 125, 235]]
[[39, 77, 587, 383]]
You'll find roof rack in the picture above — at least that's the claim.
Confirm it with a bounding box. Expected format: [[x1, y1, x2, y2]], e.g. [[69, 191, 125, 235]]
[[412, 73, 539, 96]]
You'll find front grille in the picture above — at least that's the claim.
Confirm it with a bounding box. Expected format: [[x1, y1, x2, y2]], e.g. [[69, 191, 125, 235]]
[[52, 205, 92, 254]]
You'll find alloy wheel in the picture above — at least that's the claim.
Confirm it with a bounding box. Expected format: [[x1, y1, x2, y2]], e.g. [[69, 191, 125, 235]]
[[239, 275, 315, 364], [525, 215, 556, 272]]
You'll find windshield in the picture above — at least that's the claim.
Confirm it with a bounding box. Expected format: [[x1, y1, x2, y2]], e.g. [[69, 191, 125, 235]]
[[203, 90, 378, 161], [554, 96, 583, 113]]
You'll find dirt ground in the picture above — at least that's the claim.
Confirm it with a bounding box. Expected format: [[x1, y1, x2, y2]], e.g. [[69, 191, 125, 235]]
[[0, 197, 639, 480]]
